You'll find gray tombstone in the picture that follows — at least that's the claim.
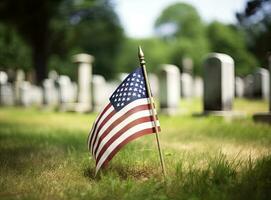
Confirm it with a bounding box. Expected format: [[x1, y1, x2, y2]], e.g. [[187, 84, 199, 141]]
[[235, 77, 245, 98], [92, 75, 107, 112], [253, 57, 271, 124], [203, 53, 234, 112], [158, 64, 181, 115], [182, 57, 193, 74], [181, 73, 193, 98], [193, 77, 203, 98], [73, 53, 94, 112], [252, 68, 270, 100]]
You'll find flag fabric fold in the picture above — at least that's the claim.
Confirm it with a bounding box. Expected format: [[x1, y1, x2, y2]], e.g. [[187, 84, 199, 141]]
[[87, 67, 160, 174]]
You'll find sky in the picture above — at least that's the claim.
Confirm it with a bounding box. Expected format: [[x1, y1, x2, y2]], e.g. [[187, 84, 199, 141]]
[[113, 0, 248, 38]]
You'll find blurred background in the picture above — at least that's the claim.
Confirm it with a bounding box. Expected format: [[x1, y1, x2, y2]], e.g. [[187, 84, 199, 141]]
[[0, 0, 270, 82]]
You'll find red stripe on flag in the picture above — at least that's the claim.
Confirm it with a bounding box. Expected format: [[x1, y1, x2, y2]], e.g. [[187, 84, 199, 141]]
[[88, 103, 111, 151], [93, 104, 152, 155], [95, 115, 158, 164], [91, 109, 116, 155]]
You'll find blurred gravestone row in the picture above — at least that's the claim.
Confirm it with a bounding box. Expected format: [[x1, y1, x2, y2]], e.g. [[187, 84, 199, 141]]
[[0, 52, 270, 122]]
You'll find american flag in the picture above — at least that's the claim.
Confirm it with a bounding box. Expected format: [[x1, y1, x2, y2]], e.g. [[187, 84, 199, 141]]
[[87, 67, 160, 174]]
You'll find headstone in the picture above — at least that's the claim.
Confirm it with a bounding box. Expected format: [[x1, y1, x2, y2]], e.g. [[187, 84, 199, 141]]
[[244, 74, 254, 98], [92, 75, 107, 112], [73, 53, 94, 112], [31, 86, 43, 106], [181, 73, 193, 98], [0, 71, 14, 106], [58, 75, 74, 104], [0, 84, 14, 106], [235, 77, 245, 98], [48, 70, 58, 82], [194, 77, 203, 98], [43, 78, 59, 106], [158, 64, 181, 115], [203, 53, 234, 112], [253, 56, 271, 124], [14, 69, 25, 104], [0, 71, 8, 84], [118, 73, 129, 82], [148, 73, 159, 97], [182, 57, 193, 74], [19, 81, 32, 106], [252, 68, 270, 100]]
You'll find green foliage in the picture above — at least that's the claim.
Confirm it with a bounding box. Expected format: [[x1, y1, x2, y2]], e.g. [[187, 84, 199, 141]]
[[0, 24, 31, 71], [154, 3, 210, 75], [207, 21, 258, 75], [0, 0, 124, 81], [115, 38, 171, 74], [237, 0, 271, 68]]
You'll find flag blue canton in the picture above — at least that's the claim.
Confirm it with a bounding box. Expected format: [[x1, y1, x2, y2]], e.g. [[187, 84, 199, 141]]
[[110, 67, 148, 111]]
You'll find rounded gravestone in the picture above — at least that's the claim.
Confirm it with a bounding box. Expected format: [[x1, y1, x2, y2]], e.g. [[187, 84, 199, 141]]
[[158, 64, 180, 115], [203, 53, 234, 112]]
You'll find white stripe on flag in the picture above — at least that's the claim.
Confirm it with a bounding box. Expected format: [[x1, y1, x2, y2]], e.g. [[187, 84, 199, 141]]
[[95, 109, 158, 158], [90, 105, 114, 153], [91, 98, 151, 153], [95, 121, 156, 173]]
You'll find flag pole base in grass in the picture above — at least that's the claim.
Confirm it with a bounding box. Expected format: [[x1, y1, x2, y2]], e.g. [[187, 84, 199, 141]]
[[253, 113, 271, 124]]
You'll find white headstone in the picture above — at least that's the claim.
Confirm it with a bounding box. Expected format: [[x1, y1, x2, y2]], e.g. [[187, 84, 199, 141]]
[[203, 53, 234, 111], [58, 75, 74, 104], [31, 86, 43, 106], [118, 73, 129, 82], [73, 53, 94, 112], [92, 75, 107, 112], [0, 83, 14, 106], [158, 64, 181, 115], [48, 70, 58, 82], [19, 81, 32, 106], [235, 77, 245, 98], [148, 73, 159, 98], [181, 73, 193, 98], [0, 71, 8, 84], [14, 69, 25, 104], [253, 68, 270, 100], [43, 78, 59, 106]]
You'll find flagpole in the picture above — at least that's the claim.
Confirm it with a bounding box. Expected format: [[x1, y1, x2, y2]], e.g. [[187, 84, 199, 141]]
[[138, 46, 166, 178]]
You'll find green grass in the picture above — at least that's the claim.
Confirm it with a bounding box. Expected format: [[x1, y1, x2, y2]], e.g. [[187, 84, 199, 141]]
[[0, 99, 270, 200]]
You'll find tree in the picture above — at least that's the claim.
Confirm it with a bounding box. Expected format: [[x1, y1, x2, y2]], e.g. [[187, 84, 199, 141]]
[[154, 3, 209, 75], [207, 21, 258, 75], [0, 0, 63, 83], [0, 23, 31, 71], [0, 0, 124, 82], [236, 0, 271, 67]]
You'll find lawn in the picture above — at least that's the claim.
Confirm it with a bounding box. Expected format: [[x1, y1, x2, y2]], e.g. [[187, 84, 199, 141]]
[[0, 99, 270, 200]]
